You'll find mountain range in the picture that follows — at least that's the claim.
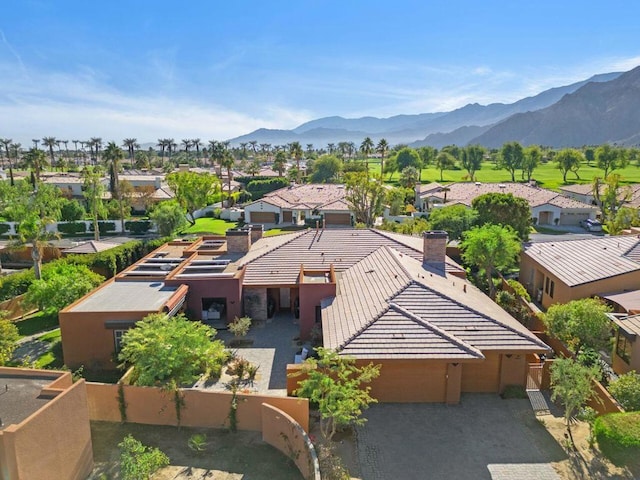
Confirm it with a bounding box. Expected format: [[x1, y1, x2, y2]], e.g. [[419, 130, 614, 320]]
[[228, 69, 640, 148]]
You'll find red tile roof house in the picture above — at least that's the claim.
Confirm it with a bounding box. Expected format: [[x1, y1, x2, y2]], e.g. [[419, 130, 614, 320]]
[[60, 227, 549, 402], [415, 181, 597, 227], [243, 183, 353, 226]]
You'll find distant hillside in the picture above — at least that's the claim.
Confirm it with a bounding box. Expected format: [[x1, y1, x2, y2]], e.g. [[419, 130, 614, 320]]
[[409, 125, 492, 149], [227, 72, 621, 147], [469, 67, 640, 147]]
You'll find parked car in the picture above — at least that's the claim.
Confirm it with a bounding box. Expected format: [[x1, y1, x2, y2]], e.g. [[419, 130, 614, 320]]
[[580, 218, 603, 232]]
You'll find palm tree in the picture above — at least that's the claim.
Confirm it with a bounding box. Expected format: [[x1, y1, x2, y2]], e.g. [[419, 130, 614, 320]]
[[103, 142, 126, 232], [220, 149, 235, 205], [1, 138, 14, 185], [72, 139, 80, 165], [42, 136, 57, 170], [306, 144, 314, 157], [192, 138, 201, 164], [181, 138, 191, 154], [157, 139, 168, 166], [239, 142, 248, 159], [32, 139, 40, 150], [90, 137, 103, 164], [123, 138, 138, 167], [327, 143, 335, 154], [289, 141, 303, 183], [360, 137, 374, 173], [376, 138, 389, 179], [24, 148, 48, 183], [248, 140, 258, 158]]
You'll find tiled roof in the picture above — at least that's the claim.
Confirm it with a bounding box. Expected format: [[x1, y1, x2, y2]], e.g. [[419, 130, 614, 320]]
[[242, 228, 462, 286], [600, 290, 640, 313], [64, 240, 119, 254], [252, 184, 348, 210], [523, 235, 640, 287], [322, 247, 549, 359], [423, 182, 594, 210], [559, 184, 595, 195]]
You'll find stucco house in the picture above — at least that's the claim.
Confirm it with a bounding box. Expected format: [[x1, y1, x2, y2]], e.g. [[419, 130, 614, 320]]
[[243, 184, 354, 226], [61, 226, 550, 402], [415, 181, 597, 226], [519, 235, 640, 309], [559, 182, 640, 209]]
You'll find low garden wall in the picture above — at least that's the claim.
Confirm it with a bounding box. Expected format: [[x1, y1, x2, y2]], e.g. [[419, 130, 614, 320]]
[[85, 382, 316, 479], [0, 294, 37, 321]]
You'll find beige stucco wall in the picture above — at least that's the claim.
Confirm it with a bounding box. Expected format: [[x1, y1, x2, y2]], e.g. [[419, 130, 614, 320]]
[[0, 370, 93, 480]]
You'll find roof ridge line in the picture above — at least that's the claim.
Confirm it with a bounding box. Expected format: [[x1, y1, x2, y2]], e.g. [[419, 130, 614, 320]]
[[238, 229, 310, 267], [389, 302, 484, 358], [407, 280, 549, 350], [372, 229, 423, 256]]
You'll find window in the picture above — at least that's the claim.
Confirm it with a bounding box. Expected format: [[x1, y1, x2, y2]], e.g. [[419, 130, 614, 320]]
[[544, 277, 550, 294], [549, 281, 555, 299], [114, 329, 128, 352], [616, 334, 633, 364]]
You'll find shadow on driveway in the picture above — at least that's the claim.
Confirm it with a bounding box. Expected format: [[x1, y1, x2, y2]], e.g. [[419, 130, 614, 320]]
[[356, 394, 567, 480]]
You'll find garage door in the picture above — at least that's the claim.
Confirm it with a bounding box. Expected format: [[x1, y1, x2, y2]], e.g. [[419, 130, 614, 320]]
[[560, 212, 589, 226], [324, 213, 351, 225], [282, 211, 293, 222], [369, 361, 447, 402], [250, 211, 276, 223], [461, 353, 500, 393]]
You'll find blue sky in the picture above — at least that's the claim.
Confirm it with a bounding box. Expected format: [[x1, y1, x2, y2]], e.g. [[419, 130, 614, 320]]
[[1, 0, 639, 144]]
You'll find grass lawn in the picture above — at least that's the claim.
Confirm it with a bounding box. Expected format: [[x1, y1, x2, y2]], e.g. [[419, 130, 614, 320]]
[[264, 226, 307, 237], [180, 217, 237, 235], [15, 311, 59, 338], [369, 160, 640, 192]]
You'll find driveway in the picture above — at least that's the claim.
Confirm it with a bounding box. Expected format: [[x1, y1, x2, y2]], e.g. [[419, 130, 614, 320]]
[[356, 394, 566, 480]]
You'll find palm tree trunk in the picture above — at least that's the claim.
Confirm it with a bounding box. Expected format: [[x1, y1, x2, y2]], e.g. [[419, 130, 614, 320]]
[[32, 246, 42, 280]]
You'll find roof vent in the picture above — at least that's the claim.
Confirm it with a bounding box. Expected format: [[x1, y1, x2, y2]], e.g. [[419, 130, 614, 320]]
[[475, 182, 481, 186], [499, 184, 506, 188]]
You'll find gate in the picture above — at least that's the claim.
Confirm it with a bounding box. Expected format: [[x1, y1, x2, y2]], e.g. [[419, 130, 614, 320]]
[[526, 363, 543, 391]]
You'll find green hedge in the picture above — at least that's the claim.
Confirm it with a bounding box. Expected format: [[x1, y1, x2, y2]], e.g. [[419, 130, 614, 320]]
[[125, 220, 152, 235], [88, 221, 116, 235], [57, 222, 87, 235], [594, 412, 640, 464], [245, 177, 289, 201], [0, 237, 172, 301]]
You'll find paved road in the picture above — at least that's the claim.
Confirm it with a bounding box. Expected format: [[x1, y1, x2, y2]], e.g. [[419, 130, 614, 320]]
[[356, 394, 564, 480]]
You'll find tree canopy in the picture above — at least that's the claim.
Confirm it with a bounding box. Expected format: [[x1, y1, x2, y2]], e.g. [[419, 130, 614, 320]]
[[434, 152, 456, 182], [25, 263, 104, 312], [345, 172, 386, 227], [555, 148, 583, 183], [498, 141, 524, 182], [166, 171, 220, 225], [596, 144, 628, 177], [460, 145, 485, 181], [149, 200, 187, 236], [293, 348, 381, 441], [118, 312, 228, 387], [395, 147, 422, 172], [471, 192, 531, 241], [542, 298, 612, 355], [310, 154, 342, 183], [428, 204, 477, 240], [0, 315, 19, 365], [461, 224, 521, 299]]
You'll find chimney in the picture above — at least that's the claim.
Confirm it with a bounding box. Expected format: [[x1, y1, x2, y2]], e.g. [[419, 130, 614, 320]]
[[226, 228, 252, 254], [249, 224, 263, 243], [423, 230, 448, 265]]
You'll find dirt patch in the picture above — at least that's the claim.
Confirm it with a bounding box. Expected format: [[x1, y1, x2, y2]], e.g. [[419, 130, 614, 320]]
[[89, 421, 302, 480], [542, 414, 640, 480]]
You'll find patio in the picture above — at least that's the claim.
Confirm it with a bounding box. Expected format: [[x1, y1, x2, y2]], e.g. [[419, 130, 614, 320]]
[[196, 312, 303, 395]]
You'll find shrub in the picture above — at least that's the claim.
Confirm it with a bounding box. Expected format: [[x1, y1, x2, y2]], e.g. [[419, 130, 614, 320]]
[[125, 220, 151, 235], [57, 222, 87, 235], [501, 384, 528, 399], [594, 412, 640, 463], [228, 316, 252, 338], [609, 371, 640, 411], [245, 177, 289, 200], [88, 220, 116, 235], [506, 279, 531, 302], [60, 199, 85, 221], [119, 434, 169, 480]]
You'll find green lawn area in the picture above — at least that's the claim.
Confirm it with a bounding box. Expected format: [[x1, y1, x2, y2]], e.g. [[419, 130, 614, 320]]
[[34, 328, 64, 369], [180, 217, 238, 235], [264, 226, 308, 237], [15, 311, 59, 338], [369, 159, 640, 192]]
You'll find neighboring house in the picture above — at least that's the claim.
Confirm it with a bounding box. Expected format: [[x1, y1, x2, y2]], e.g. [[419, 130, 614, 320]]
[[608, 312, 640, 375], [519, 235, 640, 309], [560, 183, 640, 209], [415, 182, 597, 226], [62, 240, 120, 255], [42, 173, 93, 198], [0, 367, 93, 480], [244, 184, 353, 226], [61, 227, 550, 402]]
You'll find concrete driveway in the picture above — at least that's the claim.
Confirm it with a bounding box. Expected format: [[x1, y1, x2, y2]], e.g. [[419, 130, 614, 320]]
[[356, 394, 566, 480]]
